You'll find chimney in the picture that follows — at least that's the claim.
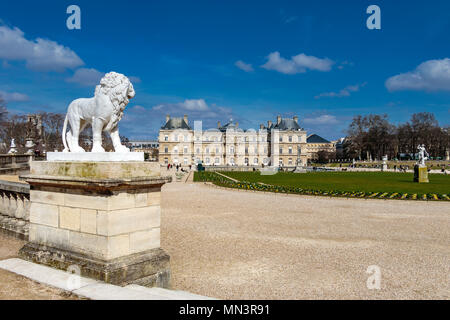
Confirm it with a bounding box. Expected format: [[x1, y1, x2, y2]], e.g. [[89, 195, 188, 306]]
[[293, 116, 298, 123], [277, 115, 281, 124], [166, 114, 170, 123], [183, 114, 188, 124], [260, 124, 264, 130], [235, 122, 239, 128], [218, 121, 221, 128], [267, 120, 272, 128]]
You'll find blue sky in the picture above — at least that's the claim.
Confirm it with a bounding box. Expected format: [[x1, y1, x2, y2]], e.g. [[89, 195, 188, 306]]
[[1, 0, 449, 140]]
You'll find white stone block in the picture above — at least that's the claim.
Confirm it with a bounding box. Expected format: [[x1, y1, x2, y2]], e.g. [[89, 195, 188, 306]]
[[60, 207, 81, 231], [30, 190, 65, 206], [129, 228, 160, 253], [97, 206, 160, 236], [47, 152, 144, 162], [134, 192, 148, 208], [80, 209, 97, 234], [108, 192, 136, 210], [65, 193, 108, 210], [107, 234, 130, 259], [147, 191, 161, 206], [69, 231, 108, 259], [30, 202, 59, 227]]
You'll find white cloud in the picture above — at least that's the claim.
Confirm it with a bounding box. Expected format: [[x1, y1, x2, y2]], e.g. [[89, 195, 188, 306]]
[[303, 114, 339, 125], [153, 99, 210, 113], [131, 105, 146, 111], [0, 90, 29, 102], [386, 58, 450, 92], [262, 52, 334, 74], [66, 68, 105, 86], [0, 25, 83, 72], [235, 60, 254, 72], [315, 83, 366, 99]]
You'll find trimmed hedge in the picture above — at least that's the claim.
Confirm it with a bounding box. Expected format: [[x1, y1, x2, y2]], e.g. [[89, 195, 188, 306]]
[[194, 172, 450, 201]]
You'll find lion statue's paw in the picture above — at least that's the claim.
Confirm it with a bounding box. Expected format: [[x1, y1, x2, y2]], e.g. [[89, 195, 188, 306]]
[[115, 145, 130, 153], [91, 145, 106, 153], [71, 146, 86, 153]]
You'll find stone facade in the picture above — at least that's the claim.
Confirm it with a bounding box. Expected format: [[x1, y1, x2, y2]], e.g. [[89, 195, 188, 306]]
[[306, 134, 336, 161], [158, 115, 309, 167]]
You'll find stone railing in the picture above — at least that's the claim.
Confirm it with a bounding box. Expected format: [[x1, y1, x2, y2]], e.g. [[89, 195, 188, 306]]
[[0, 180, 30, 239], [0, 154, 34, 175]]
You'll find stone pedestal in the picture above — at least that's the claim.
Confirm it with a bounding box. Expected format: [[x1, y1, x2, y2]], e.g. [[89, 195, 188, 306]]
[[19, 160, 172, 287], [414, 165, 429, 183]]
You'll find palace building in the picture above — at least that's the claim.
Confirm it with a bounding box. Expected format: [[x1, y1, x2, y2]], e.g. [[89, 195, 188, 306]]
[[305, 134, 336, 160], [158, 114, 332, 167]]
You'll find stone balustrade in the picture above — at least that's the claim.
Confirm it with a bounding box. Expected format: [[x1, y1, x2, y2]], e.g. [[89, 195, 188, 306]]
[[0, 180, 30, 239], [0, 154, 34, 175]]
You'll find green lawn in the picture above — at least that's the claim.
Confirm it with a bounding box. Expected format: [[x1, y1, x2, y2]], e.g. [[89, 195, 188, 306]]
[[221, 171, 450, 194]]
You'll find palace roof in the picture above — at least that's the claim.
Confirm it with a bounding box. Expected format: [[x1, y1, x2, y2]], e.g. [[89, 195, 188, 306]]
[[161, 117, 192, 130], [307, 134, 330, 143], [271, 118, 302, 131]]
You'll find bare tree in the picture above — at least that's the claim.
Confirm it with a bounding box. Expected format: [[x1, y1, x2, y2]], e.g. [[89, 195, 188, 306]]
[[0, 97, 7, 123]]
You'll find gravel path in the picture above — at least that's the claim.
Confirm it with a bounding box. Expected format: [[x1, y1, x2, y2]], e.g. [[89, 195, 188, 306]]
[[0, 179, 448, 300], [162, 182, 450, 300]]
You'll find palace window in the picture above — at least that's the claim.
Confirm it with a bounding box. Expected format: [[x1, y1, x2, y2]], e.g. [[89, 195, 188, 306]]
[[183, 146, 188, 154], [289, 147, 293, 154], [164, 135, 168, 142], [184, 158, 188, 165], [215, 157, 220, 164], [288, 158, 293, 165], [279, 148, 283, 154], [289, 136, 292, 142], [164, 147, 168, 153], [254, 158, 258, 165]]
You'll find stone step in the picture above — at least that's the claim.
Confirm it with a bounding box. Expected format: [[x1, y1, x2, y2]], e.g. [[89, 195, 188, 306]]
[[0, 258, 214, 300], [125, 284, 215, 300]]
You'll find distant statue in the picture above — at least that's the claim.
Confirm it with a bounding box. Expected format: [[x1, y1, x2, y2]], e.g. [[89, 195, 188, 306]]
[[62, 72, 135, 153], [8, 138, 17, 154], [417, 144, 429, 167]]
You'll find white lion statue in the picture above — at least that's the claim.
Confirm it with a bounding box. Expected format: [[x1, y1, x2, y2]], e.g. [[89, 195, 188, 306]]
[[62, 71, 135, 153]]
